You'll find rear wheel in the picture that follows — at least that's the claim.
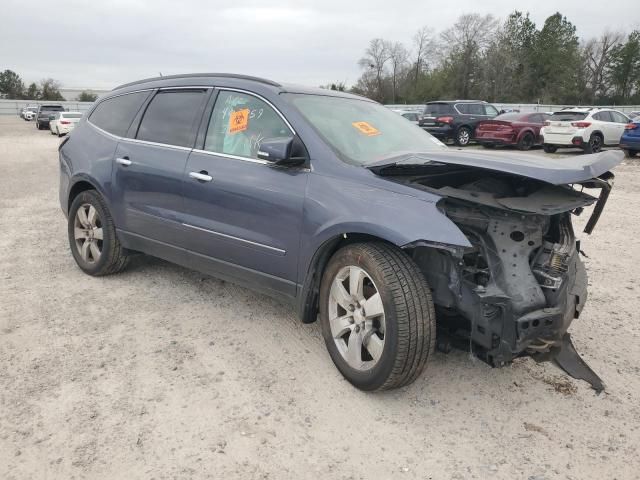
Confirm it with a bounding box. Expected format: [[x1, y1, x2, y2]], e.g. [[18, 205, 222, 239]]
[[543, 144, 558, 153], [455, 127, 471, 146], [584, 133, 603, 154], [517, 132, 534, 151], [319, 242, 435, 391], [57, 127, 62, 137], [68, 190, 130, 276]]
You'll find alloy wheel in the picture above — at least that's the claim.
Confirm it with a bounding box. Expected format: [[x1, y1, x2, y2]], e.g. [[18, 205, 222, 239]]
[[328, 265, 386, 371], [73, 203, 103, 264], [457, 129, 470, 145]]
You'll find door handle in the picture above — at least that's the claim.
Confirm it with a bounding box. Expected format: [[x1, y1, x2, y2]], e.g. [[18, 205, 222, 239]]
[[116, 157, 132, 166], [189, 171, 213, 182]]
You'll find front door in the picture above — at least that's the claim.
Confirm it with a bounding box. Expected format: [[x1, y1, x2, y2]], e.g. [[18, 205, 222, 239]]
[[181, 89, 308, 298]]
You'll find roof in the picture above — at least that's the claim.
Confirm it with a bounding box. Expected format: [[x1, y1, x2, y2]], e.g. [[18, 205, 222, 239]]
[[426, 100, 487, 104], [110, 73, 370, 102], [113, 73, 281, 90]]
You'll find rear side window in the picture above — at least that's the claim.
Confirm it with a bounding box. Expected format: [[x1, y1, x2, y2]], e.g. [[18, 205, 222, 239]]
[[89, 91, 150, 137], [550, 112, 588, 122], [136, 90, 207, 148], [593, 111, 612, 122], [424, 103, 452, 116], [484, 104, 499, 116], [402, 112, 418, 121]]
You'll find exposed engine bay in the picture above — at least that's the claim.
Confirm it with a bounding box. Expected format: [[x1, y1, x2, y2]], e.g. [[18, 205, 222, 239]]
[[381, 164, 614, 391]]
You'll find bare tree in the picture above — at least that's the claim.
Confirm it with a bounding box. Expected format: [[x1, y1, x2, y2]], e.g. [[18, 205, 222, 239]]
[[412, 26, 436, 86], [387, 41, 409, 103], [441, 14, 499, 98], [583, 31, 623, 103], [358, 38, 390, 101]]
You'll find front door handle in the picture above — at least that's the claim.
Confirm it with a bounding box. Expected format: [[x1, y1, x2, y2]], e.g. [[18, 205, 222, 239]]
[[189, 171, 213, 182], [116, 157, 132, 166]]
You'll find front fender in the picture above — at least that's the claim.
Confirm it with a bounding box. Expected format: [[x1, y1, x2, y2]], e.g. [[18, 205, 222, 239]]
[[297, 173, 471, 284]]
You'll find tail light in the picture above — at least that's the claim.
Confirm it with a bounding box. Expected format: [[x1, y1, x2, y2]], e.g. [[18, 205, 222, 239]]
[[60, 120, 71, 125], [436, 116, 454, 124], [625, 123, 638, 130], [571, 122, 591, 128]]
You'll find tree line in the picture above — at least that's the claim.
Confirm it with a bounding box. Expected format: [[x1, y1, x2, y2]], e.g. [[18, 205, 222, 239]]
[[350, 11, 640, 105], [0, 69, 98, 102]]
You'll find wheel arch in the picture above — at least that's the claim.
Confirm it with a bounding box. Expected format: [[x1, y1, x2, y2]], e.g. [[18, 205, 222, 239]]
[[66, 175, 109, 215]]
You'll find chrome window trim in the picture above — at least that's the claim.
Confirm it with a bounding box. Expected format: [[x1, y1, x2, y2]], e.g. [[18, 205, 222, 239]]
[[191, 148, 269, 165], [182, 223, 286, 255], [87, 120, 120, 140], [122, 137, 194, 152]]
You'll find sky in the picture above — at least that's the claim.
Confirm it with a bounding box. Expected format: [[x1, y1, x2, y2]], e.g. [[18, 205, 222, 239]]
[[1, 0, 638, 90]]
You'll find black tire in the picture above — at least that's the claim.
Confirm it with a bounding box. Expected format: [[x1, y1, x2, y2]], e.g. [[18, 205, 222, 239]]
[[36, 122, 41, 130], [57, 127, 62, 137], [454, 126, 471, 146], [623, 149, 637, 158], [543, 144, 558, 153], [517, 132, 534, 151], [584, 133, 603, 154], [319, 242, 435, 391], [67, 190, 129, 276]]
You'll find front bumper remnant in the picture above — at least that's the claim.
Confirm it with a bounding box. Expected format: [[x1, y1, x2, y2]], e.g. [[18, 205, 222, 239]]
[[552, 333, 605, 393]]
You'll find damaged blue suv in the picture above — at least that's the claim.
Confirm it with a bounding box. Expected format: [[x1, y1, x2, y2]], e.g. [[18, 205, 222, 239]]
[[59, 73, 622, 391]]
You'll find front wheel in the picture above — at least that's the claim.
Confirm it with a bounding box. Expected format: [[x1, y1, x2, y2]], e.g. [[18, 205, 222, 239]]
[[68, 190, 130, 276], [454, 127, 471, 146], [319, 242, 435, 391], [543, 144, 558, 153]]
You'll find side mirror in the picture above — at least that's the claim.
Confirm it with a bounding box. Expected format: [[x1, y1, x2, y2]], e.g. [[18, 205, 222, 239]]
[[257, 137, 306, 167]]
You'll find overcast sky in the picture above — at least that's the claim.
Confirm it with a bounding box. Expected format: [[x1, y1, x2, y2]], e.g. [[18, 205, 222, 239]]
[[2, 0, 638, 90]]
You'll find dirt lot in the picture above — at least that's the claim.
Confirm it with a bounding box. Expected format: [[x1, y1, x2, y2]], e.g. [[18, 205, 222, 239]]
[[1, 116, 639, 479]]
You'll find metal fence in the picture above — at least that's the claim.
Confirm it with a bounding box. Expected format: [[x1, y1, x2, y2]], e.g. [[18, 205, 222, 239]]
[[0, 99, 95, 116], [386, 103, 640, 114]]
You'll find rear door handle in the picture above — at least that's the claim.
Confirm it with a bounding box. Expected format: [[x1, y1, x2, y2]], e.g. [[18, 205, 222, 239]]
[[189, 171, 213, 182], [116, 157, 132, 166]]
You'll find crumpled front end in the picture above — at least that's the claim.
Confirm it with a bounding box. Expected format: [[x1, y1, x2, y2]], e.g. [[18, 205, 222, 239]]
[[408, 173, 611, 367]]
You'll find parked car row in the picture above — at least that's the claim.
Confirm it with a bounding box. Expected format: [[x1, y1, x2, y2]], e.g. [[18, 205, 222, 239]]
[[391, 101, 638, 156], [26, 103, 82, 136]]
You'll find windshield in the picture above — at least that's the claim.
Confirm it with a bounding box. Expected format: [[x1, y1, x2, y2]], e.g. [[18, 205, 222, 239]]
[[286, 94, 446, 165]]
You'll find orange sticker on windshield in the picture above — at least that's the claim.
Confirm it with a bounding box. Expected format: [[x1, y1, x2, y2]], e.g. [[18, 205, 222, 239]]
[[229, 108, 249, 134], [352, 121, 381, 136]]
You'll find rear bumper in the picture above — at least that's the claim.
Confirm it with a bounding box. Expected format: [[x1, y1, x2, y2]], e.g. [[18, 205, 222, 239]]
[[619, 139, 640, 150], [421, 124, 454, 139], [475, 133, 516, 146], [541, 131, 586, 147]]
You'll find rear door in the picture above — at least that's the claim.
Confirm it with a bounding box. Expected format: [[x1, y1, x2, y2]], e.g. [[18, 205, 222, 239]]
[[592, 111, 615, 143], [421, 103, 452, 126], [111, 88, 210, 247], [181, 89, 308, 298]]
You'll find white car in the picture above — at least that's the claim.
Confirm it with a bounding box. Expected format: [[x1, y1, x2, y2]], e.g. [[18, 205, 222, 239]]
[[23, 107, 38, 121], [392, 109, 420, 125], [49, 111, 83, 137], [541, 107, 630, 154]]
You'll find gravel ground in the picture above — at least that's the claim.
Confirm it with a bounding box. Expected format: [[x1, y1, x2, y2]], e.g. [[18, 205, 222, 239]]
[[1, 116, 639, 480]]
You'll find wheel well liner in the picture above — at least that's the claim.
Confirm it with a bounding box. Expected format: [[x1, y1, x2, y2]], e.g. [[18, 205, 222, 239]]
[[296, 233, 402, 324], [67, 180, 96, 213]]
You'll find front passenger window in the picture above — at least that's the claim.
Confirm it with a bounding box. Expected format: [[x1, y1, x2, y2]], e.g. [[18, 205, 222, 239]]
[[204, 91, 293, 160]]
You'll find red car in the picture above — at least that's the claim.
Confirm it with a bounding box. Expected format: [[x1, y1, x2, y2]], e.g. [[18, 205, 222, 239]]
[[475, 112, 549, 150]]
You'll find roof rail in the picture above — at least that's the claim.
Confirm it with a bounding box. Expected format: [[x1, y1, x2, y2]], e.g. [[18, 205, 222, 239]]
[[113, 73, 281, 91]]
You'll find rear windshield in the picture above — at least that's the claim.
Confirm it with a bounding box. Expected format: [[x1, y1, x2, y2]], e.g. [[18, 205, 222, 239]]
[[62, 113, 83, 119], [423, 103, 452, 115], [41, 105, 64, 111], [550, 112, 588, 121]]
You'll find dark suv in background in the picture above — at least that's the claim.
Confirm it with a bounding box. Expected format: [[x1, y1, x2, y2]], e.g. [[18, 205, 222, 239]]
[[36, 104, 65, 130], [418, 100, 499, 146]]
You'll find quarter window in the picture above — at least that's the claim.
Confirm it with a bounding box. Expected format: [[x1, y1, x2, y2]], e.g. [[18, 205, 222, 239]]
[[484, 105, 499, 117], [136, 90, 207, 148], [204, 90, 292, 159], [89, 91, 150, 137], [610, 111, 629, 123]]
